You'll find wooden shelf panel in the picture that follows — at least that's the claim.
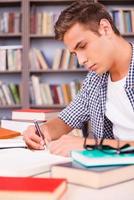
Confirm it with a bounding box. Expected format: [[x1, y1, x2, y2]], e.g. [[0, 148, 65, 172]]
[[0, 0, 20, 2], [0, 71, 22, 74], [99, 0, 134, 5], [0, 105, 22, 109], [0, 33, 22, 38], [30, 34, 54, 39], [122, 33, 134, 37], [0, 0, 21, 7], [30, 104, 66, 109], [30, 0, 73, 3], [30, 69, 87, 73], [30, 0, 73, 5]]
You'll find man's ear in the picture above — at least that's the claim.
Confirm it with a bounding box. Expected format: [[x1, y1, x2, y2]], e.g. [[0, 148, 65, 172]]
[[98, 19, 112, 37]]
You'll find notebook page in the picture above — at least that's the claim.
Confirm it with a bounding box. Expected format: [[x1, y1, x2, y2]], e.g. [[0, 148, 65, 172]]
[[0, 136, 26, 148], [0, 148, 71, 177]]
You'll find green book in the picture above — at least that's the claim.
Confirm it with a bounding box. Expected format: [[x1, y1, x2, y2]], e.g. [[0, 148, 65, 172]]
[[71, 148, 134, 167]]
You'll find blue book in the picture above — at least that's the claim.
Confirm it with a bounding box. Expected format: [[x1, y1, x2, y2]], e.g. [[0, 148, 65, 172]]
[[71, 148, 134, 167]]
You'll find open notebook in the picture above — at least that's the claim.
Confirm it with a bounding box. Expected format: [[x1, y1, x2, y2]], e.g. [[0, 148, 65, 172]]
[[0, 138, 71, 177]]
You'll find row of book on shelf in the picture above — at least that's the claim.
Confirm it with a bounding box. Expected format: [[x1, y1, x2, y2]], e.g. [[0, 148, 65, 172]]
[[111, 8, 134, 34], [0, 12, 21, 34], [0, 46, 80, 71], [0, 45, 22, 71], [30, 6, 134, 35], [0, 76, 81, 106], [30, 6, 59, 35], [0, 8, 134, 35], [30, 75, 81, 105], [0, 81, 20, 106], [29, 48, 79, 71]]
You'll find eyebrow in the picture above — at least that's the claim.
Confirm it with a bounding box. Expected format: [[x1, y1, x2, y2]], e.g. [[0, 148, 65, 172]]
[[70, 41, 83, 54]]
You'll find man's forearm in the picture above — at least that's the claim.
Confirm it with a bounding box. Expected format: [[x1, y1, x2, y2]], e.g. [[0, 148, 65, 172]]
[[85, 138, 134, 148], [41, 117, 73, 141]]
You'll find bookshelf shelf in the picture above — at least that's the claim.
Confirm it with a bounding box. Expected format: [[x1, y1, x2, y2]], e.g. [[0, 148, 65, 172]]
[[0, 0, 134, 119], [0, 71, 21, 74], [0, 33, 22, 38], [99, 0, 134, 5], [30, 0, 74, 4], [0, 0, 21, 2], [0, 105, 22, 109], [122, 33, 134, 37], [30, 104, 66, 109], [30, 34, 55, 38], [30, 69, 87, 73]]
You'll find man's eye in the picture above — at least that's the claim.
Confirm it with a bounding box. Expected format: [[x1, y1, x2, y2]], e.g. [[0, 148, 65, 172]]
[[71, 52, 76, 56], [79, 44, 86, 49]]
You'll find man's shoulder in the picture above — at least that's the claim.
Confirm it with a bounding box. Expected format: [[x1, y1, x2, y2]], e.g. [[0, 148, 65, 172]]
[[83, 71, 105, 85]]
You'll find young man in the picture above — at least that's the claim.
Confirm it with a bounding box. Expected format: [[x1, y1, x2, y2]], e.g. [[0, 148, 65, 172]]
[[23, 1, 134, 156]]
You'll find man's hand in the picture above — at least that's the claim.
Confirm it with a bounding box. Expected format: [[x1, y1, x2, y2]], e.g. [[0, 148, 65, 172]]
[[48, 134, 84, 157], [23, 125, 51, 150]]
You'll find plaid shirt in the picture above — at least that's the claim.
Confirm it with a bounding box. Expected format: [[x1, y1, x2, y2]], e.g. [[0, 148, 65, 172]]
[[59, 43, 134, 139]]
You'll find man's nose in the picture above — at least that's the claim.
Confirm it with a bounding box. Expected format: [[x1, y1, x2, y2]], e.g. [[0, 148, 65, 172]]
[[77, 53, 88, 66]]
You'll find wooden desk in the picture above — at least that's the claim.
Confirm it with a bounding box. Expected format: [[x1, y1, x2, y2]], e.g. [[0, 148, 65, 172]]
[[37, 172, 134, 200]]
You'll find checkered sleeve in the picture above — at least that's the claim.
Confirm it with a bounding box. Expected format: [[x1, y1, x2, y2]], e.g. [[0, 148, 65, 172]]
[[58, 73, 91, 129]]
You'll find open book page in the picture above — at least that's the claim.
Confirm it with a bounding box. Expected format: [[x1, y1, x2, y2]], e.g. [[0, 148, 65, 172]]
[[0, 136, 27, 148], [0, 148, 71, 177]]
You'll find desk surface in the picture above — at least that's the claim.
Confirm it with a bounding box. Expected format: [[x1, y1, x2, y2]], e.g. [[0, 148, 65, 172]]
[[37, 172, 134, 200]]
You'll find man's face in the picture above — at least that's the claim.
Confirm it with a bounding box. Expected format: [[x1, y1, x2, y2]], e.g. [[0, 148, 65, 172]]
[[64, 22, 114, 75]]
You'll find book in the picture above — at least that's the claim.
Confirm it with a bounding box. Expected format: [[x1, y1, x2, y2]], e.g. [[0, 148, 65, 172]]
[[33, 48, 49, 70], [0, 136, 26, 149], [0, 176, 67, 200], [51, 161, 134, 189], [0, 147, 71, 177], [12, 108, 59, 121], [1, 119, 35, 133], [71, 149, 134, 167], [0, 127, 20, 139]]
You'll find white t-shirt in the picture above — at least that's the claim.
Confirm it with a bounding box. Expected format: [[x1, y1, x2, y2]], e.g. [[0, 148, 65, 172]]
[[105, 75, 134, 140]]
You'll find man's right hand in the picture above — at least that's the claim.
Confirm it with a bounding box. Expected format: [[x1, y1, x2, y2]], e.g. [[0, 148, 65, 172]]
[[23, 124, 50, 150]]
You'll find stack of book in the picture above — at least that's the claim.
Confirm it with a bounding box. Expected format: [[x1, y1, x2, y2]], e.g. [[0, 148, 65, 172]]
[[51, 143, 134, 189], [1, 108, 59, 133]]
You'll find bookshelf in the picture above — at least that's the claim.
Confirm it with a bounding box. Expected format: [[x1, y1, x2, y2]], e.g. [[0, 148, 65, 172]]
[[0, 0, 134, 119]]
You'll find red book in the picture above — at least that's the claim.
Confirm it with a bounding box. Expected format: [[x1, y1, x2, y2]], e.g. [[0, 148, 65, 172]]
[[0, 177, 67, 200], [12, 108, 60, 121]]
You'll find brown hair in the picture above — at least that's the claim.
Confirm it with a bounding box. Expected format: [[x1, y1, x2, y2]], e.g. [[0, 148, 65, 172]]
[[54, 0, 120, 41]]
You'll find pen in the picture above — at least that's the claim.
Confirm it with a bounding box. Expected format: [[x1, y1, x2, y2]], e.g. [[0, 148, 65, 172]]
[[34, 120, 45, 141]]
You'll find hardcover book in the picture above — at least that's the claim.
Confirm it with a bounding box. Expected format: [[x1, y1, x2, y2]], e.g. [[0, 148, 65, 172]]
[[71, 149, 134, 167], [12, 108, 59, 121], [51, 161, 134, 189], [0, 127, 20, 139], [0, 176, 67, 200]]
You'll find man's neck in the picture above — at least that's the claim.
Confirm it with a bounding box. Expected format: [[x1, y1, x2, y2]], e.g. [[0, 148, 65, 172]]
[[109, 38, 132, 82]]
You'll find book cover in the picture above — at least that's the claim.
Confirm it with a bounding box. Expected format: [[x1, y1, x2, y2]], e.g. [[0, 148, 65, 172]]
[[33, 48, 49, 70], [0, 176, 67, 200], [51, 161, 134, 189], [1, 119, 34, 133], [12, 108, 59, 121], [0, 127, 21, 139], [71, 149, 134, 167]]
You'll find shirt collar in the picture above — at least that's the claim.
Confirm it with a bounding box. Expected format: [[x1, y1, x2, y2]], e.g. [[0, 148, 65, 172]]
[[125, 42, 134, 88]]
